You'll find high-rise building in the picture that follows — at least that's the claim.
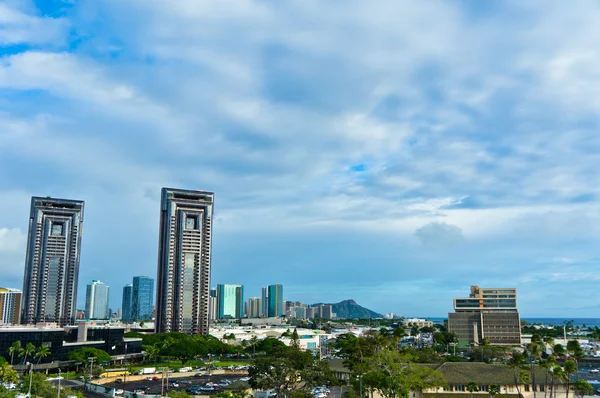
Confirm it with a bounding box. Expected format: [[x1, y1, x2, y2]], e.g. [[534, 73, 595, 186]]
[[121, 284, 133, 323], [317, 304, 335, 319], [21, 197, 84, 326], [261, 287, 269, 317], [448, 285, 521, 346], [267, 284, 283, 317], [132, 276, 154, 321], [305, 307, 317, 319], [293, 306, 307, 319], [155, 188, 214, 334], [0, 288, 22, 324], [85, 280, 109, 320], [209, 289, 217, 321], [216, 284, 244, 319], [247, 297, 262, 318]]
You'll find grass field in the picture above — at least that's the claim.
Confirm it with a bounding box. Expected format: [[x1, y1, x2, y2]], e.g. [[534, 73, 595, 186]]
[[128, 359, 252, 372]]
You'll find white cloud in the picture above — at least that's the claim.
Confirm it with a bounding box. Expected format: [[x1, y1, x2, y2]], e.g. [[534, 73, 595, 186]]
[[0, 2, 68, 46]]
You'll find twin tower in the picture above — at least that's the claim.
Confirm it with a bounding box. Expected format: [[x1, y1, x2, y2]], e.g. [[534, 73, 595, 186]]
[[21, 188, 214, 335]]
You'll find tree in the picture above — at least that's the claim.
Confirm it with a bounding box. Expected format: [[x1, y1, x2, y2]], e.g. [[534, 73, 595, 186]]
[[0, 363, 18, 384], [34, 345, 51, 364], [361, 350, 446, 398], [564, 360, 577, 398], [249, 346, 333, 398], [572, 379, 594, 398], [143, 344, 161, 363], [291, 328, 300, 349], [161, 334, 201, 365], [68, 347, 112, 364], [541, 356, 558, 398], [466, 382, 479, 398], [508, 351, 530, 398], [8, 341, 21, 366], [527, 343, 543, 398], [19, 343, 35, 364], [489, 384, 500, 398], [553, 344, 566, 357]]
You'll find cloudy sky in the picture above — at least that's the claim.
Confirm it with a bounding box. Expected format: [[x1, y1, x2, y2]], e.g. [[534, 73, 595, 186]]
[[1, 0, 600, 318]]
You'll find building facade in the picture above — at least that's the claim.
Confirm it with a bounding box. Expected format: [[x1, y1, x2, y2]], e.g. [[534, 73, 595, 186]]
[[261, 287, 269, 317], [121, 284, 133, 323], [132, 276, 154, 321], [0, 288, 21, 324], [85, 280, 109, 320], [247, 297, 262, 318], [448, 285, 521, 346], [21, 197, 84, 326], [216, 284, 244, 319], [267, 284, 283, 317], [155, 188, 214, 334]]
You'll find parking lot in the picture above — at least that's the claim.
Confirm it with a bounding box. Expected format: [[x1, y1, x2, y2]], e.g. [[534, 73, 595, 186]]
[[107, 373, 250, 396]]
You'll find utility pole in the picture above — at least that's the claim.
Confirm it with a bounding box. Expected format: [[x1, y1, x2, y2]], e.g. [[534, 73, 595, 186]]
[[26, 362, 33, 398], [57, 368, 61, 398], [88, 357, 95, 390]]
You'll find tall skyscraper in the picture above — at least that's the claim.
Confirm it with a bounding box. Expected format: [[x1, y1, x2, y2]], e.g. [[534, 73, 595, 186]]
[[261, 287, 269, 317], [21, 197, 84, 326], [247, 297, 261, 318], [132, 276, 154, 321], [209, 289, 217, 321], [85, 280, 109, 320], [155, 188, 214, 334], [216, 284, 244, 319], [0, 288, 22, 324], [448, 285, 521, 346], [267, 284, 283, 317], [122, 284, 133, 323]]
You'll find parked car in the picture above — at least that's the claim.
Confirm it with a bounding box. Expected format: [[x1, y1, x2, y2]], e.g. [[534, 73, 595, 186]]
[[115, 389, 124, 395], [115, 378, 123, 383]]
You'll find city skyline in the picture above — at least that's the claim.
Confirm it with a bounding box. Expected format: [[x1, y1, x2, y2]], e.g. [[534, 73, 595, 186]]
[[2, 1, 600, 318]]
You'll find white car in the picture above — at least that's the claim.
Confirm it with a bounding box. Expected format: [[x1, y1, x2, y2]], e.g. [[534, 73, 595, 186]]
[[46, 376, 64, 381], [115, 389, 124, 395], [2, 383, 16, 390]]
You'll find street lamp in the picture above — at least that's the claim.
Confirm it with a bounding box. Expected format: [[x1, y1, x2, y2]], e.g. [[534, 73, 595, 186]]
[[25, 362, 33, 398], [57, 368, 61, 398]]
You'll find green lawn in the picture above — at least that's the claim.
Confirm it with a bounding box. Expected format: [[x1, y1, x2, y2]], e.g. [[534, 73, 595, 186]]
[[46, 370, 78, 379], [212, 361, 252, 367], [127, 359, 252, 372]]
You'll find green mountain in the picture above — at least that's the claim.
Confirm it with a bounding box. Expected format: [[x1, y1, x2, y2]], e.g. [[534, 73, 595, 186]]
[[312, 299, 382, 319]]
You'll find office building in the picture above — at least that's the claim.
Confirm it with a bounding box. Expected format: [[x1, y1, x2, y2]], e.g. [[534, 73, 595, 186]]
[[317, 304, 335, 319], [267, 284, 283, 317], [21, 197, 84, 326], [209, 289, 217, 321], [305, 307, 317, 319], [132, 276, 154, 321], [247, 297, 261, 318], [216, 284, 244, 319], [155, 188, 214, 334], [293, 306, 307, 319], [261, 287, 269, 317], [448, 285, 521, 346], [85, 280, 109, 320], [122, 285, 133, 323], [0, 288, 21, 324]]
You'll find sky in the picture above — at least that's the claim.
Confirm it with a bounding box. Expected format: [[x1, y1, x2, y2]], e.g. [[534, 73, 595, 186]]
[[1, 0, 600, 318]]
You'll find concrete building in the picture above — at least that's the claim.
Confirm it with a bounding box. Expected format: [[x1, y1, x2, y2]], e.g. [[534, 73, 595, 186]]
[[209, 289, 217, 321], [21, 197, 84, 326], [306, 307, 317, 319], [247, 297, 262, 318], [132, 276, 154, 321], [317, 304, 335, 320], [216, 284, 244, 319], [85, 280, 109, 320], [155, 188, 214, 334], [121, 285, 133, 323], [267, 284, 284, 317], [448, 286, 521, 346], [0, 288, 21, 324], [403, 318, 434, 328], [261, 287, 269, 317], [293, 306, 307, 319]]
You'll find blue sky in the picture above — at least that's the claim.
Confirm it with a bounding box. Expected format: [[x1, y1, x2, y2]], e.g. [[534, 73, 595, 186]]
[[1, 0, 600, 317]]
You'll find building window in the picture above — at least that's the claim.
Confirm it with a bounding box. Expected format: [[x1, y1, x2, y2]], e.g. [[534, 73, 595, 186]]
[[185, 216, 198, 230], [539, 385, 544, 392], [479, 386, 489, 392], [51, 223, 63, 236], [456, 385, 465, 392], [524, 385, 530, 392]]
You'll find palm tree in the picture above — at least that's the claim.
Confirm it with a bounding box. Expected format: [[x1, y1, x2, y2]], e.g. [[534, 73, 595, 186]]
[[553, 344, 566, 357], [527, 343, 543, 398], [564, 360, 577, 398], [8, 341, 22, 366], [34, 345, 51, 364], [542, 356, 558, 398], [509, 350, 530, 398], [489, 384, 500, 398], [466, 381, 479, 398], [552, 366, 566, 398], [19, 343, 36, 365]]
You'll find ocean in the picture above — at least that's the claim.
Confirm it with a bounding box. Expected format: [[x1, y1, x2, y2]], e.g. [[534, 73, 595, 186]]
[[421, 317, 600, 327]]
